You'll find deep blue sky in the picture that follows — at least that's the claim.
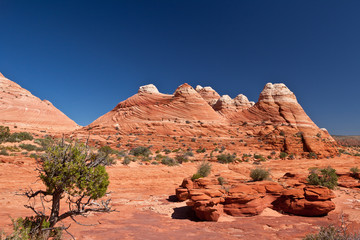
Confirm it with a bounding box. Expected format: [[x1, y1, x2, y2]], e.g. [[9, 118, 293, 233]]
[[0, 1, 359, 134]]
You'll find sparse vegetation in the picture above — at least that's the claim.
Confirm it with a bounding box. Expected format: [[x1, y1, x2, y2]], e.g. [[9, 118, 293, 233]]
[[350, 166, 360, 174], [161, 156, 178, 166], [254, 154, 266, 162], [130, 146, 151, 157], [217, 153, 236, 164], [307, 152, 318, 159], [7, 132, 33, 142], [0, 126, 10, 143], [250, 167, 270, 181], [303, 224, 360, 240], [19, 143, 38, 152], [307, 166, 338, 189], [279, 152, 288, 159], [0, 149, 9, 156], [191, 161, 211, 180]]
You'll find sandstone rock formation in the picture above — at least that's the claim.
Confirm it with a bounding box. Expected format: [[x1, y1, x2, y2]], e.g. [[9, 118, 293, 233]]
[[0, 73, 79, 132], [77, 82, 337, 157], [176, 176, 336, 221]]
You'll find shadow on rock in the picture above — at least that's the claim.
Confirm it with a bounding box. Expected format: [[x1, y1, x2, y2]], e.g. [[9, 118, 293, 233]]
[[171, 206, 199, 221]]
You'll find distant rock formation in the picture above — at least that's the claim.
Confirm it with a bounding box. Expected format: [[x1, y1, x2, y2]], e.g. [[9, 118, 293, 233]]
[[80, 82, 337, 157], [0, 73, 79, 132]]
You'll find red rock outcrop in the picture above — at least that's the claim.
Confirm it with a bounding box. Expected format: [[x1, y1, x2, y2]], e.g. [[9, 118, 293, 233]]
[[0, 73, 79, 132], [176, 176, 336, 221], [272, 185, 336, 216]]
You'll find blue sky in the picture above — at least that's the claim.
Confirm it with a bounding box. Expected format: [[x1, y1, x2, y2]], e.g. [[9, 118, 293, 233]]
[[0, 0, 359, 135]]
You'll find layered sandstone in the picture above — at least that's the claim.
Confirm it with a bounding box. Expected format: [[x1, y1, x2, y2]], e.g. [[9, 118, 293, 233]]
[[0, 73, 79, 132], [77, 82, 337, 157]]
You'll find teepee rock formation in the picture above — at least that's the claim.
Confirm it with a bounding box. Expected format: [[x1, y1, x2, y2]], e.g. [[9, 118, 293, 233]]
[[0, 73, 79, 132], [82, 82, 337, 157]]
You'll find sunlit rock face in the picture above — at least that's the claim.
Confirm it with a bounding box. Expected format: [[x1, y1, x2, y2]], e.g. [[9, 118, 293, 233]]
[[0, 73, 78, 132]]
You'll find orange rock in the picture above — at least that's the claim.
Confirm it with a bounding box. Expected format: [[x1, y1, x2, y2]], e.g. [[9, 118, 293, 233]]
[[0, 73, 78, 132], [304, 186, 336, 201], [175, 188, 189, 201]]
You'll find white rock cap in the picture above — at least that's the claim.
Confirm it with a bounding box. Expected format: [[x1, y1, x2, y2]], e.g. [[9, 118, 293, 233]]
[[138, 84, 160, 94]]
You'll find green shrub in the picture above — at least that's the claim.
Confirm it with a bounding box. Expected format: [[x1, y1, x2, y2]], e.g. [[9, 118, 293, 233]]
[[254, 154, 266, 161], [34, 136, 54, 150], [175, 154, 189, 163], [217, 176, 226, 185], [307, 166, 338, 189], [130, 146, 151, 157], [279, 152, 288, 159], [250, 167, 270, 181], [307, 152, 318, 159], [19, 143, 38, 151], [217, 153, 236, 163], [163, 148, 171, 154], [184, 151, 194, 157], [350, 166, 360, 174], [0, 126, 10, 143], [196, 147, 206, 153], [0, 149, 9, 156], [197, 161, 211, 178], [29, 153, 39, 160], [7, 132, 33, 142], [161, 156, 178, 166], [122, 156, 132, 165], [191, 173, 202, 180]]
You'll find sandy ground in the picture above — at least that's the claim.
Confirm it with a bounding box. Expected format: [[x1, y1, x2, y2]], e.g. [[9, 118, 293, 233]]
[[1, 155, 360, 239]]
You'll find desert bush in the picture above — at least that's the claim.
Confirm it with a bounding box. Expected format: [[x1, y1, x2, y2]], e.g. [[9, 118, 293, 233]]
[[350, 166, 360, 174], [307, 166, 338, 189], [19, 143, 38, 152], [29, 153, 39, 160], [163, 148, 171, 154], [254, 154, 266, 161], [175, 154, 189, 163], [307, 152, 318, 159], [0, 126, 10, 143], [161, 156, 178, 166], [217, 153, 236, 164], [0, 149, 9, 156], [279, 152, 288, 159], [34, 136, 54, 150], [196, 147, 206, 153], [217, 176, 226, 185], [303, 224, 360, 240], [7, 132, 33, 142], [250, 167, 270, 181], [130, 146, 151, 157], [122, 156, 132, 165], [184, 151, 194, 157], [191, 173, 202, 180], [197, 161, 211, 177]]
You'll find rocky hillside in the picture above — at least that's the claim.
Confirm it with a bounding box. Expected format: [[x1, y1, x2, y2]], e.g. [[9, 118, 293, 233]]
[[0, 73, 79, 132], [76, 82, 337, 157]]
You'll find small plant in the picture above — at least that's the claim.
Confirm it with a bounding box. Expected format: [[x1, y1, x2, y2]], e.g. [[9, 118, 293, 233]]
[[350, 166, 360, 174], [217, 153, 236, 164], [0, 149, 9, 156], [122, 156, 132, 165], [163, 148, 171, 154], [250, 167, 270, 181], [307, 152, 318, 159], [6, 132, 33, 142], [191, 138, 196, 142], [197, 161, 211, 177], [161, 156, 178, 166], [0, 125, 10, 143], [279, 152, 288, 159], [130, 146, 151, 157], [29, 153, 39, 160], [217, 176, 226, 185], [191, 162, 212, 180], [19, 143, 38, 151], [175, 154, 189, 163], [307, 166, 338, 189], [196, 147, 206, 153], [254, 154, 266, 161]]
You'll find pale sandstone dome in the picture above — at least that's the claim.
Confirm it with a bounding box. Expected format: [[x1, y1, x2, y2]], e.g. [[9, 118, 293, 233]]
[[259, 83, 297, 103], [234, 94, 253, 107], [195, 85, 221, 107], [138, 84, 160, 94], [0, 73, 79, 131]]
